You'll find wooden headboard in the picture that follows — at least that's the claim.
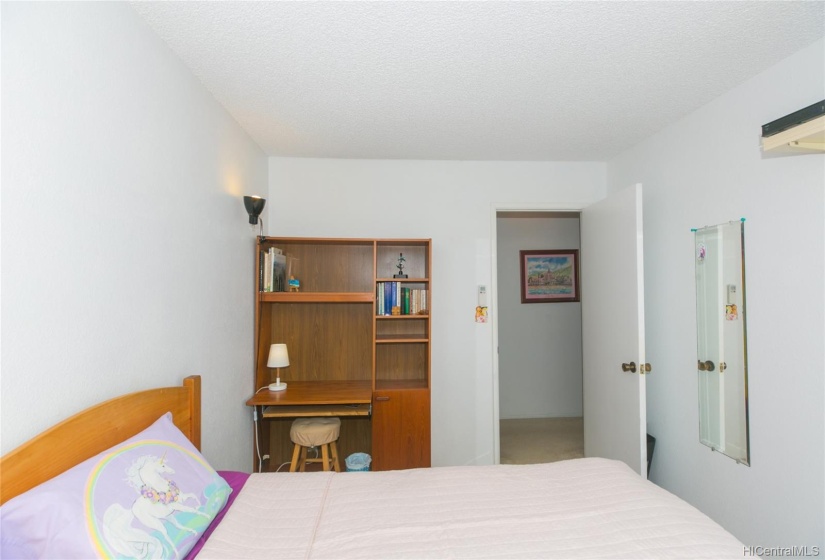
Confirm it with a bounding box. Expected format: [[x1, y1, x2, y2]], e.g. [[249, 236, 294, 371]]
[[0, 375, 201, 505]]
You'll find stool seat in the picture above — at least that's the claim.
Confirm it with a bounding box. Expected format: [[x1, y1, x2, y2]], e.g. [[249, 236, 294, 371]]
[[290, 417, 341, 447], [289, 417, 342, 472]]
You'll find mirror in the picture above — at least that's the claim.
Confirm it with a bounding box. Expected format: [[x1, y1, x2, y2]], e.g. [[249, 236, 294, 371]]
[[694, 220, 750, 465]]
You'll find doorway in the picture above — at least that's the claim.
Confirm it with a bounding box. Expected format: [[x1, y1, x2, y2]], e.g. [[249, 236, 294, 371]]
[[491, 186, 648, 475], [494, 210, 584, 464]]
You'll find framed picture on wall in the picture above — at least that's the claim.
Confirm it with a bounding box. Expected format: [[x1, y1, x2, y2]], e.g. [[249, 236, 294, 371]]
[[520, 249, 580, 303]]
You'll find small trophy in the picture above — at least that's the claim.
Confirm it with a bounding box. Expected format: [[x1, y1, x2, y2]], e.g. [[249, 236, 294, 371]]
[[393, 253, 408, 278]]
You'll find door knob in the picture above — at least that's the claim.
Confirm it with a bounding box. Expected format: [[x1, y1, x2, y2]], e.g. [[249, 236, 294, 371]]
[[719, 362, 727, 372], [642, 363, 652, 374], [697, 360, 715, 371], [621, 362, 637, 373]]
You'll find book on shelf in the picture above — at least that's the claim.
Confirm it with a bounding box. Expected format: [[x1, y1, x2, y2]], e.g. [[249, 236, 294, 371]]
[[382, 282, 391, 315], [263, 250, 272, 292], [272, 252, 286, 292], [376, 282, 428, 316], [260, 247, 286, 292], [376, 283, 385, 315]]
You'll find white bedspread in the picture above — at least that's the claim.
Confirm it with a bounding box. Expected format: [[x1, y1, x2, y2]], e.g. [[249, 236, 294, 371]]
[[197, 458, 744, 559]]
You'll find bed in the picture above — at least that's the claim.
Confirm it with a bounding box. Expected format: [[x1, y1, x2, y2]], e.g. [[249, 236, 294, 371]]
[[0, 376, 746, 559]]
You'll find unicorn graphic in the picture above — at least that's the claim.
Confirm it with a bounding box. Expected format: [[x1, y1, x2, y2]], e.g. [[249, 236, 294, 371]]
[[102, 454, 210, 559]]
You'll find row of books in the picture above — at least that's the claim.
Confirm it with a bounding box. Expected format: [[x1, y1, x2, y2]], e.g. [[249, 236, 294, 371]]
[[259, 247, 286, 292], [377, 282, 428, 316]]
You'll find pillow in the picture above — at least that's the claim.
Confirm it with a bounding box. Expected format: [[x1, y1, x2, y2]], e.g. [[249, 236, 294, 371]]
[[1, 413, 231, 559]]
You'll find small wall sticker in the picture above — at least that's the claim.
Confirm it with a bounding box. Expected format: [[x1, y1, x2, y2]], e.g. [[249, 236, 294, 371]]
[[697, 243, 707, 263]]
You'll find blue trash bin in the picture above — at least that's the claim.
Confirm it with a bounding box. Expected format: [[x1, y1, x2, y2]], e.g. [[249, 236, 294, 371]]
[[345, 452, 371, 472]]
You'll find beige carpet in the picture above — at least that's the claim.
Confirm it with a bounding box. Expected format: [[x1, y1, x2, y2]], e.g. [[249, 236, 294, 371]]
[[500, 417, 584, 464]]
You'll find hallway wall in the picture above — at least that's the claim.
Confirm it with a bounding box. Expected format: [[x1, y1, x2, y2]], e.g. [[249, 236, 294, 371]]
[[496, 212, 582, 419]]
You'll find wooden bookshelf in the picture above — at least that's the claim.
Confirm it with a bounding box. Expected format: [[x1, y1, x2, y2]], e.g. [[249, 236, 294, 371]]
[[252, 237, 431, 472]]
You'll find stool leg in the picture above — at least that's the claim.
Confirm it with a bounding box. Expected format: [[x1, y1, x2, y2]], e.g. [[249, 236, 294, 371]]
[[330, 441, 341, 472], [321, 443, 331, 471], [299, 446, 308, 472], [289, 443, 301, 473]]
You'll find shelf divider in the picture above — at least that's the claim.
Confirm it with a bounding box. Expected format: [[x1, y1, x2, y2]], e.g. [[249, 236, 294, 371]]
[[260, 292, 373, 303]]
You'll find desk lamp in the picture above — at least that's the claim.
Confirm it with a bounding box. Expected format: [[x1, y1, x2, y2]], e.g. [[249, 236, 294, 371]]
[[267, 343, 289, 392]]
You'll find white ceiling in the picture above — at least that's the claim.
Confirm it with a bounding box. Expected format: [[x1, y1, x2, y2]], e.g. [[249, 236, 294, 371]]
[[132, 1, 825, 161]]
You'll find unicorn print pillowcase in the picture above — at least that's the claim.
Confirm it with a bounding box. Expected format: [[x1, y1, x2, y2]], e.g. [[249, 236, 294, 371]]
[[0, 412, 231, 559]]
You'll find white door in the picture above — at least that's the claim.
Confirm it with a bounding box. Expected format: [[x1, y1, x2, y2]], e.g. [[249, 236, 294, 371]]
[[581, 184, 647, 477]]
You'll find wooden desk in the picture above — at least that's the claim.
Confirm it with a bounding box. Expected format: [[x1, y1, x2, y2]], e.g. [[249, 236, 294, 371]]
[[247, 381, 373, 472], [246, 380, 373, 409], [261, 404, 371, 418]]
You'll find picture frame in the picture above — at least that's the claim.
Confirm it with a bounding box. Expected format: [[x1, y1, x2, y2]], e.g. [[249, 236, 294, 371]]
[[519, 249, 580, 303]]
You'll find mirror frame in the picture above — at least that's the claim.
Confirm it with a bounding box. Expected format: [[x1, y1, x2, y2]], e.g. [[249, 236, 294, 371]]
[[694, 219, 750, 466]]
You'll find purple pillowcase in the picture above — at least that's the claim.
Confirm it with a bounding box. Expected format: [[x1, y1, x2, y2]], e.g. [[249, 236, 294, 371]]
[[0, 413, 231, 560], [185, 470, 249, 559]]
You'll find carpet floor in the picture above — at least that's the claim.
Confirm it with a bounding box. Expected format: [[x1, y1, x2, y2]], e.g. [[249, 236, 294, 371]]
[[500, 417, 584, 465]]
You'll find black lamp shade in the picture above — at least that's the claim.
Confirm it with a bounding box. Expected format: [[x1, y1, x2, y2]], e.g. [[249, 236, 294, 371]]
[[244, 196, 266, 225]]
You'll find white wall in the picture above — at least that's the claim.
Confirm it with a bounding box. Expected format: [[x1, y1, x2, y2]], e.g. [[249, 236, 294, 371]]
[[608, 38, 825, 549], [496, 213, 582, 419], [1, 3, 267, 471], [268, 159, 605, 465]]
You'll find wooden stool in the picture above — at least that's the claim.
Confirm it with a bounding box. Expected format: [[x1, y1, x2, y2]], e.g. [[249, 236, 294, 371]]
[[289, 417, 341, 472]]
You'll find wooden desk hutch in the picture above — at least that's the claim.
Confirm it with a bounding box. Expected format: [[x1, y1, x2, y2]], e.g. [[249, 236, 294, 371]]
[[250, 237, 431, 472]]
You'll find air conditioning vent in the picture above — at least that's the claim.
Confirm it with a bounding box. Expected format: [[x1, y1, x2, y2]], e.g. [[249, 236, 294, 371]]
[[761, 100, 825, 154]]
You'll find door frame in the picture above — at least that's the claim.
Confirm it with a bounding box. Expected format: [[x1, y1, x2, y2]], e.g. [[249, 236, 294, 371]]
[[490, 201, 592, 464]]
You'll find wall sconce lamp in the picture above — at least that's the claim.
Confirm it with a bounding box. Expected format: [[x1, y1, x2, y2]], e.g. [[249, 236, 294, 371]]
[[267, 343, 290, 392], [243, 195, 266, 238]]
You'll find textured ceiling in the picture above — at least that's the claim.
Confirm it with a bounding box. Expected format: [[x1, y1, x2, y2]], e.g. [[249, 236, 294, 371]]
[[132, 1, 825, 161]]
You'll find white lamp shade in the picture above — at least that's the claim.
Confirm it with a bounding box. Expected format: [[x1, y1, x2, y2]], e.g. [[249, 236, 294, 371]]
[[266, 343, 290, 368]]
